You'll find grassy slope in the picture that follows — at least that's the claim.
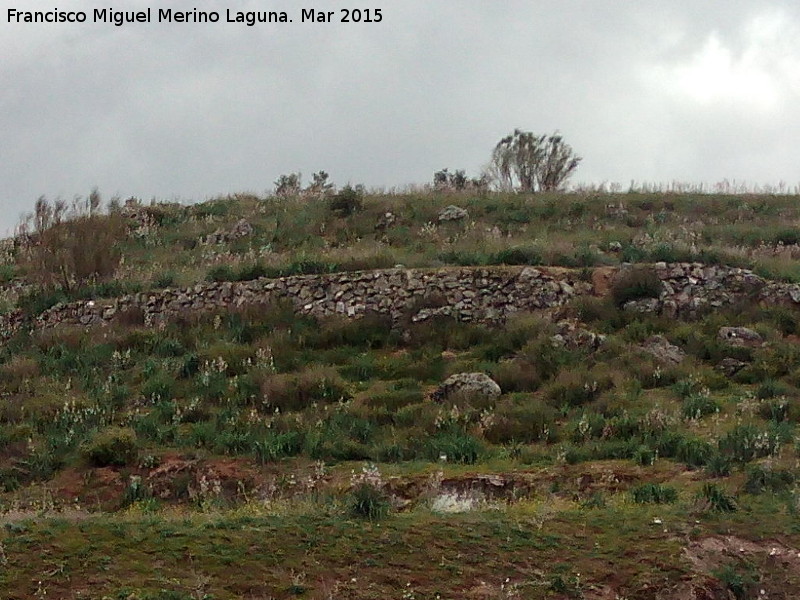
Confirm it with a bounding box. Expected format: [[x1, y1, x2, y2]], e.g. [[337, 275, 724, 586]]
[[2, 191, 800, 598]]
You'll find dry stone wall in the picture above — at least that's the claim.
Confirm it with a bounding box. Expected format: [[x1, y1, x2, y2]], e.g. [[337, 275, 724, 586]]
[[1, 263, 800, 339]]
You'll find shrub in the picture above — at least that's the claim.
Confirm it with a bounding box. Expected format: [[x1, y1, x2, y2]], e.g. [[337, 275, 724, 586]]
[[682, 394, 721, 420], [80, 426, 138, 467], [491, 359, 542, 393], [743, 464, 795, 495], [713, 563, 759, 600], [328, 185, 364, 217], [141, 373, 176, 403], [544, 368, 613, 408], [676, 437, 715, 469], [206, 265, 236, 282], [610, 267, 662, 308], [236, 262, 270, 281], [581, 491, 607, 509], [253, 431, 303, 464], [483, 399, 558, 444], [490, 129, 581, 192], [633, 445, 657, 466], [573, 297, 626, 331], [152, 271, 177, 288], [256, 366, 351, 412], [365, 388, 424, 412], [758, 398, 790, 423], [489, 246, 543, 266], [630, 483, 678, 504], [274, 172, 302, 197], [756, 379, 792, 399], [17, 287, 69, 317], [310, 313, 396, 350], [349, 482, 390, 520], [718, 424, 780, 463], [427, 431, 483, 464], [698, 483, 737, 513], [704, 453, 732, 477], [122, 475, 152, 507]]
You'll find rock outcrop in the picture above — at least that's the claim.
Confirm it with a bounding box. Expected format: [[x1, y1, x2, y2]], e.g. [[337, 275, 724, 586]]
[[431, 373, 502, 403], [437, 205, 469, 222], [641, 335, 686, 365]]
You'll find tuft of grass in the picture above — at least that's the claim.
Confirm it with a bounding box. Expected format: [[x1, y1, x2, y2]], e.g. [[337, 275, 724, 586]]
[[630, 483, 678, 504]]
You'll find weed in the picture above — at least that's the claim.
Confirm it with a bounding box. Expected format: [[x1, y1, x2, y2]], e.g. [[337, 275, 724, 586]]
[[743, 464, 795, 495], [698, 483, 737, 513], [682, 393, 721, 420], [718, 423, 781, 463], [713, 562, 759, 600], [630, 483, 678, 504]]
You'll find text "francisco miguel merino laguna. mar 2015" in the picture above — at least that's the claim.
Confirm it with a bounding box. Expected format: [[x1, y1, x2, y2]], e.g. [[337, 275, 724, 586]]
[[6, 7, 384, 26]]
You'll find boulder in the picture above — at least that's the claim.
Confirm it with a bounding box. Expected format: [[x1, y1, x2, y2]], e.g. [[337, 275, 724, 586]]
[[640, 335, 686, 365], [437, 205, 469, 222], [718, 326, 764, 347], [717, 358, 748, 377], [229, 218, 254, 239], [552, 320, 605, 351], [432, 372, 501, 403]]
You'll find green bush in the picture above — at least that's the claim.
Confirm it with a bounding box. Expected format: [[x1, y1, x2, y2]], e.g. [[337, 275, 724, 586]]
[[253, 431, 304, 465], [80, 426, 138, 467], [713, 563, 759, 600], [329, 185, 364, 217], [206, 265, 236, 282], [743, 464, 795, 495], [758, 398, 791, 423], [610, 267, 662, 307], [704, 452, 732, 477], [349, 482, 390, 520], [682, 394, 721, 420], [365, 388, 424, 412], [141, 372, 176, 403], [633, 444, 657, 466], [427, 431, 483, 464], [698, 483, 737, 513], [756, 379, 792, 399], [489, 246, 543, 266], [152, 271, 177, 288], [718, 424, 781, 463], [676, 437, 715, 469], [630, 483, 678, 504]]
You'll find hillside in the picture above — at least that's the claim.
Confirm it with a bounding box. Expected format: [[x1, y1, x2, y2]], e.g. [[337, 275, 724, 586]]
[[2, 190, 800, 599]]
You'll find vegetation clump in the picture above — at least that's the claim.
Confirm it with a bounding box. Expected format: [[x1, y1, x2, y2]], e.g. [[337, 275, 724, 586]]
[[80, 426, 138, 467], [610, 266, 663, 307]]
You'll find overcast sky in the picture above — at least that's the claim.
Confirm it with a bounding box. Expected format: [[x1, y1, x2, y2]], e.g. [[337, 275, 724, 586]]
[[1, 0, 799, 233]]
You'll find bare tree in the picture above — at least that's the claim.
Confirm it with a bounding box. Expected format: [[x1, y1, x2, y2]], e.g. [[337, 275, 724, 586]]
[[489, 129, 581, 192]]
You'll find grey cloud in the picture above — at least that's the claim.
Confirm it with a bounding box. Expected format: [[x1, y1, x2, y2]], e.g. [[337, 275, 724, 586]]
[[1, 0, 799, 233]]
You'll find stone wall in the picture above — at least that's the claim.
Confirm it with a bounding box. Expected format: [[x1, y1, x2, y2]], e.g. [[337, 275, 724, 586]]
[[1, 263, 799, 339]]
